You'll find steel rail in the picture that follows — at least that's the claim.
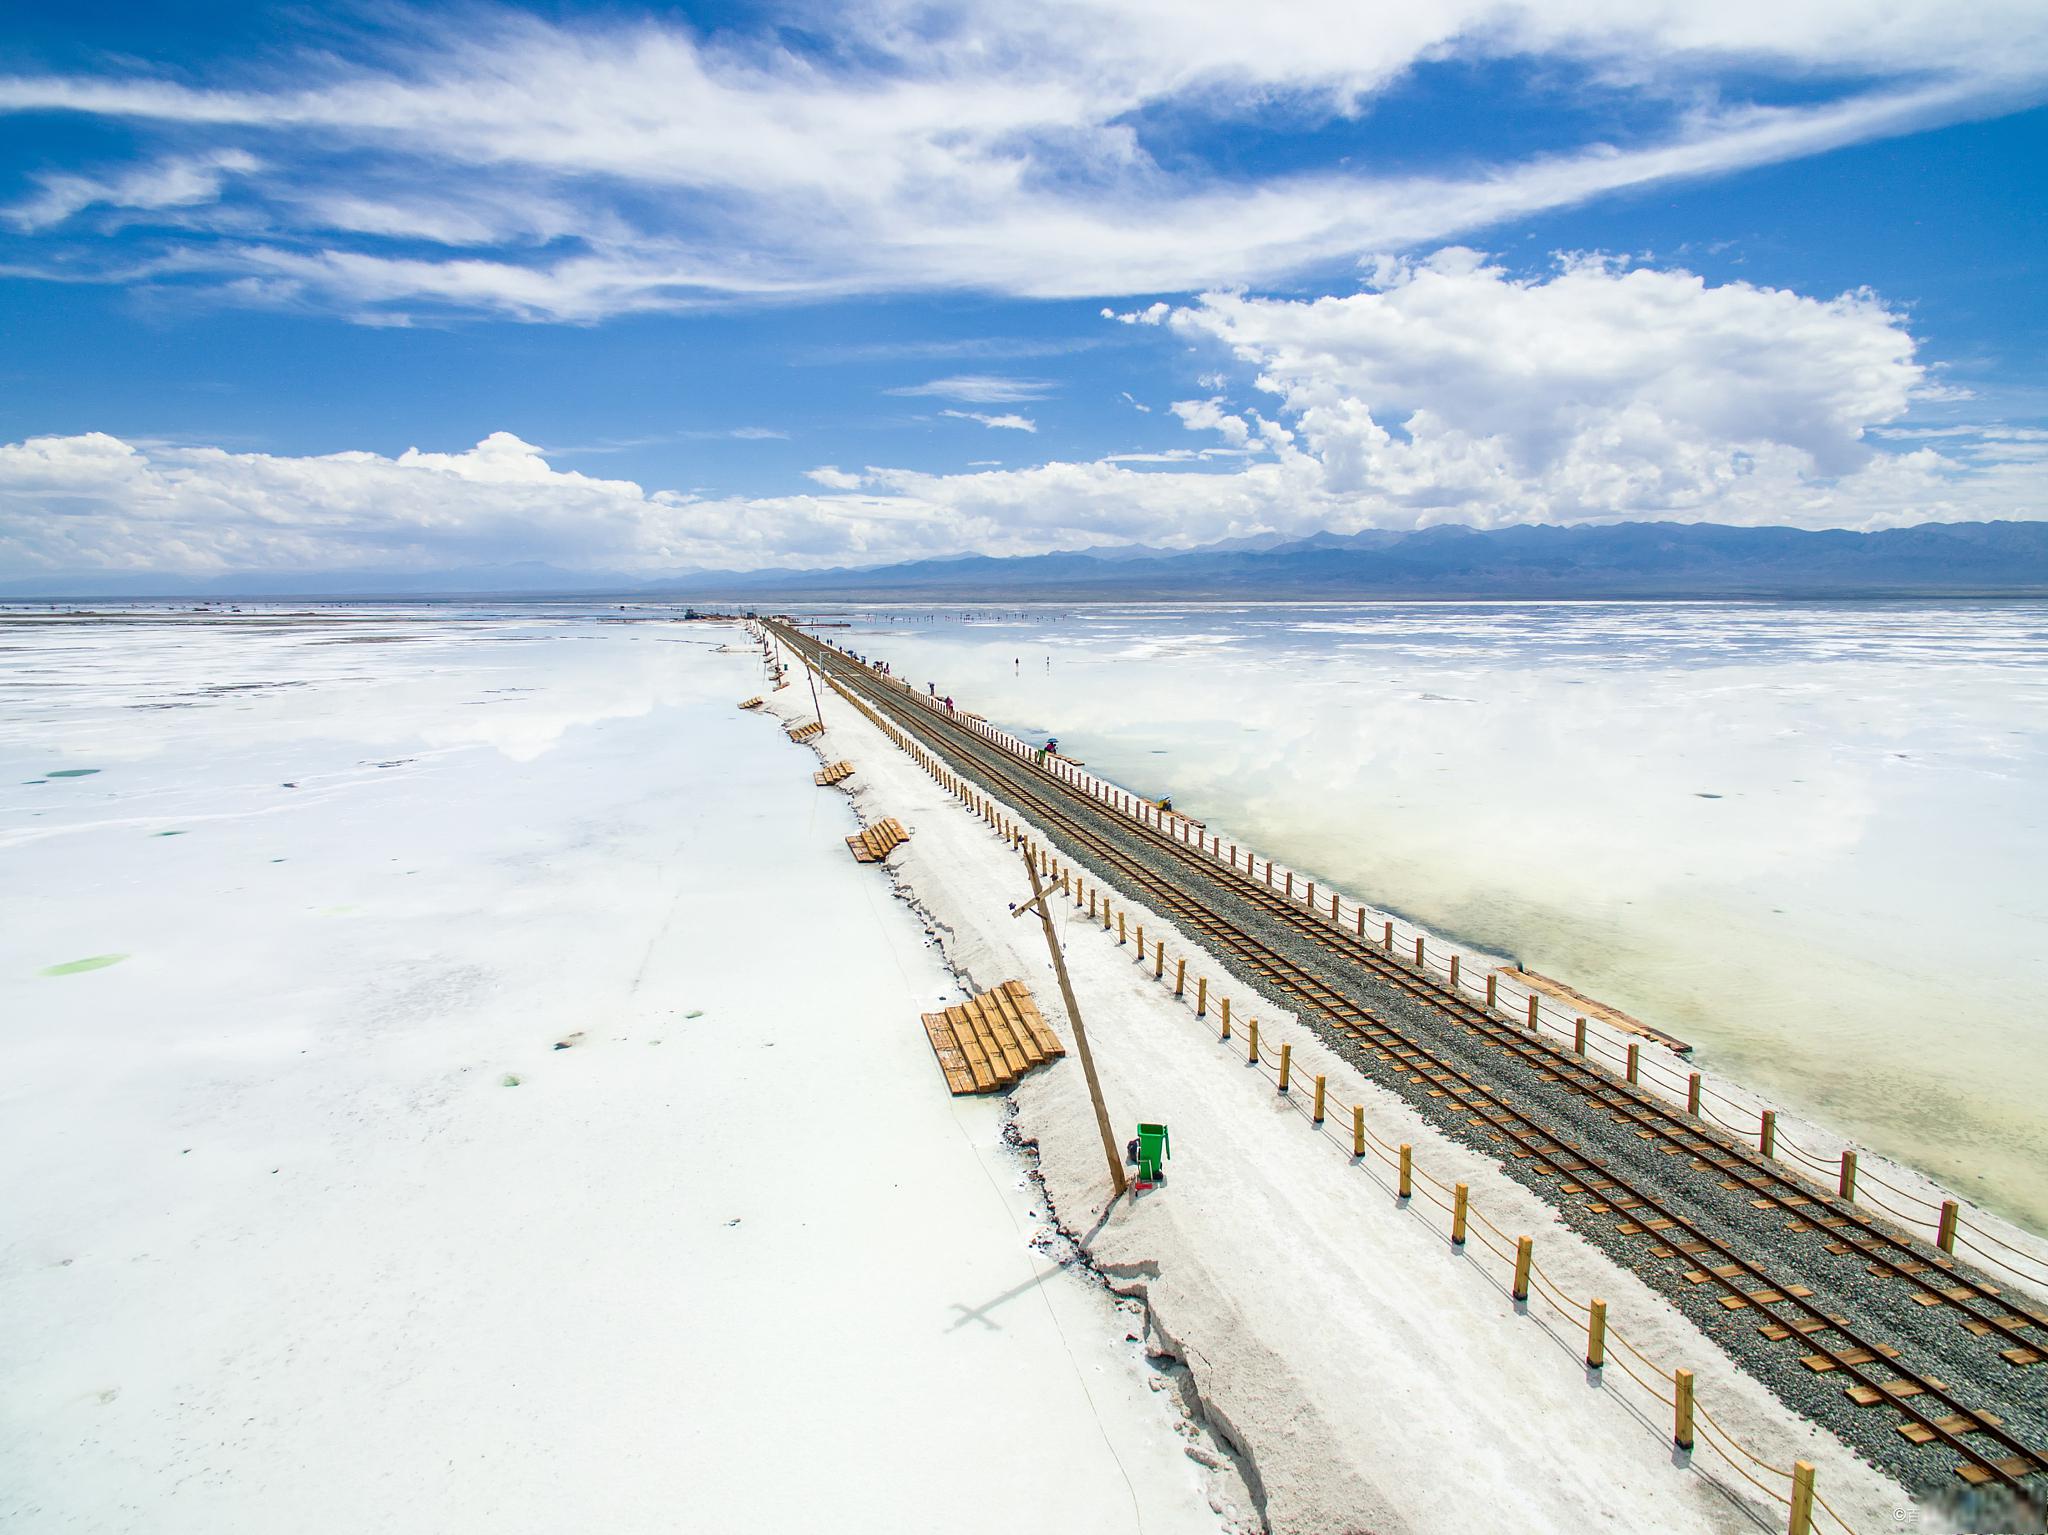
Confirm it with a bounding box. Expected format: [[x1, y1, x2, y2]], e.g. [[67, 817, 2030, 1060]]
[[773, 619, 2047, 1495]]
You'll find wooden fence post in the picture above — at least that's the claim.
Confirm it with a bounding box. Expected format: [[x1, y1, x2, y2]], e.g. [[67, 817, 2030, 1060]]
[[1278, 1044, 1292, 1093], [1838, 1150, 1857, 1201], [1586, 1300, 1607, 1368], [1452, 1183, 1469, 1245], [1305, 880, 1314, 907], [1626, 1043, 1640, 1085], [1449, 955, 1460, 990], [1486, 974, 1498, 1009], [1382, 920, 1394, 950], [1573, 1017, 1587, 1055], [1788, 1462, 1815, 1535], [1414, 936, 1425, 967], [1174, 957, 1186, 996], [1220, 998, 1231, 1039], [1513, 1237, 1532, 1301], [1760, 1109, 1777, 1159], [1246, 1020, 1260, 1065], [1937, 1199, 1959, 1253], [1154, 941, 1165, 980], [1673, 1370, 1694, 1450], [1687, 1072, 1702, 1116], [1353, 1106, 1366, 1158], [1285, 872, 1293, 897], [1196, 976, 1208, 1016], [1526, 994, 1540, 1031], [1355, 906, 1365, 936], [1118, 912, 1126, 945], [1312, 1074, 1326, 1123], [1398, 1143, 1412, 1198], [1135, 923, 1143, 954]]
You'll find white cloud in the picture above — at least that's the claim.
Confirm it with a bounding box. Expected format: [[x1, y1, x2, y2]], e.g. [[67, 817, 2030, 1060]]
[[3, 411, 2043, 586], [941, 409, 1037, 432], [0, 4, 2041, 317], [1156, 251, 1952, 521], [1170, 397, 1257, 449], [886, 374, 1057, 403], [5, 149, 260, 231]]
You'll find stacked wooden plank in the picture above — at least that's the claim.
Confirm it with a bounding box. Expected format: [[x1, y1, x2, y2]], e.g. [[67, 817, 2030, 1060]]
[[846, 818, 909, 862], [920, 980, 1065, 1095], [814, 760, 856, 786], [738, 696, 765, 710], [787, 720, 824, 742]]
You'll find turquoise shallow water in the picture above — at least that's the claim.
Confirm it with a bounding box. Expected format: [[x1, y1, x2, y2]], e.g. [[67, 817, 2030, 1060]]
[[806, 600, 2048, 1234]]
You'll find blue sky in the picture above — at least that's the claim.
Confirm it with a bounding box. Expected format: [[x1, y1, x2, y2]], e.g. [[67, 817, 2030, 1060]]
[[1, 1, 2043, 578]]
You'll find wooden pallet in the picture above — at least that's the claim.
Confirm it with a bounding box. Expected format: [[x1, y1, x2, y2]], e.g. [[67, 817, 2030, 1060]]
[[738, 696, 765, 710], [846, 818, 909, 862], [814, 760, 856, 786], [920, 980, 1065, 1095], [787, 720, 824, 743]]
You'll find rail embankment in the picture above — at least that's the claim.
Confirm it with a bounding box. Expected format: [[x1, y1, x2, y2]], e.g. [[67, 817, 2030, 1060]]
[[751, 624, 1953, 1535]]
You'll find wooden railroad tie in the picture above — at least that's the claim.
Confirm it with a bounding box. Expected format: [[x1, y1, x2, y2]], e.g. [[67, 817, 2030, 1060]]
[[920, 980, 1066, 1095], [738, 696, 765, 710], [787, 720, 824, 743], [814, 759, 856, 786], [846, 817, 910, 863], [1959, 1456, 2038, 1486]]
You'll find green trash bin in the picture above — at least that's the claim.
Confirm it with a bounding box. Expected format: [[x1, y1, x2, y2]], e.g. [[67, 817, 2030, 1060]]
[[1135, 1122, 1170, 1182]]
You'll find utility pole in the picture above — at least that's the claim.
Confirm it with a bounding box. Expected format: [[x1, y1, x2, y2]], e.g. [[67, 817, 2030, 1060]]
[[1014, 844, 1127, 1198], [800, 651, 824, 728]]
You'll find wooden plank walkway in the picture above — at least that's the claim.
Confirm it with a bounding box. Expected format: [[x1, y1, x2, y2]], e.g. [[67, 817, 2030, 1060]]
[[787, 720, 824, 742], [920, 980, 1065, 1095], [737, 696, 765, 710], [814, 760, 856, 786], [1500, 966, 1694, 1054], [846, 817, 909, 862]]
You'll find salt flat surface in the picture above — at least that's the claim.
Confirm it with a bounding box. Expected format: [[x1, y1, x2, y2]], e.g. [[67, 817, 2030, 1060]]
[[762, 661, 1917, 1535], [0, 613, 1232, 1534]]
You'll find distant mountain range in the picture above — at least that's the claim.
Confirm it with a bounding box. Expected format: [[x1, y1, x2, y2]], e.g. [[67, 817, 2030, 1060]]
[[8, 521, 2048, 602]]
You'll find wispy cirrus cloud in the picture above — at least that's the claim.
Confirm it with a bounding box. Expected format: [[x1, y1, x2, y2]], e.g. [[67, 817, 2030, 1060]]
[[0, 2, 2042, 321], [887, 374, 1056, 404], [940, 409, 1037, 432]]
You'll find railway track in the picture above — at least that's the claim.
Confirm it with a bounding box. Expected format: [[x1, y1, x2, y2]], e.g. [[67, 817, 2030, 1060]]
[[768, 619, 2048, 1502]]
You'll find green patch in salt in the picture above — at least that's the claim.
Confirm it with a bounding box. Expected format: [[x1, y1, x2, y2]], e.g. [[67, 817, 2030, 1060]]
[[46, 769, 100, 778], [501, 1074, 521, 1087], [686, 1010, 704, 1019], [40, 954, 128, 977]]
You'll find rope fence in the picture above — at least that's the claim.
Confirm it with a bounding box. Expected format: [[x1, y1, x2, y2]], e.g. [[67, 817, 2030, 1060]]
[[783, 642, 1863, 1535], [796, 645, 2048, 1302]]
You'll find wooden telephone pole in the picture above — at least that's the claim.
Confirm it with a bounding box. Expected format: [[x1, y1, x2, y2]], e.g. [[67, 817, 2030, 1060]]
[[1015, 844, 1126, 1197]]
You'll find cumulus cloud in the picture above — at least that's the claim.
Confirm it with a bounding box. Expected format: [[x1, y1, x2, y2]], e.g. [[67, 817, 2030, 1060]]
[[0, 3, 2042, 318], [941, 409, 1037, 432], [1, 256, 2040, 581], [1159, 251, 1949, 522]]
